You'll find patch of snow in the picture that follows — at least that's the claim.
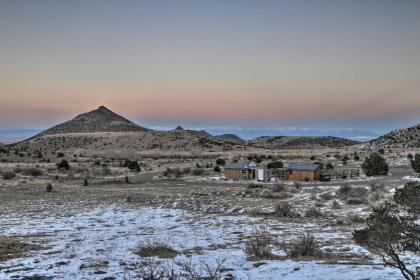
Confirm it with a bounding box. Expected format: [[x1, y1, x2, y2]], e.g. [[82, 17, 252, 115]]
[[0, 206, 404, 279]]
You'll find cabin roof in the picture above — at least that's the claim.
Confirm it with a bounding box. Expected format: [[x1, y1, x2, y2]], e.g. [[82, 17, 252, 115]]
[[224, 162, 249, 170], [288, 162, 320, 171]]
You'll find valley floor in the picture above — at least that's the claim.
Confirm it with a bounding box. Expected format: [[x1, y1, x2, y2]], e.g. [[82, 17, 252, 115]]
[[0, 165, 418, 279]]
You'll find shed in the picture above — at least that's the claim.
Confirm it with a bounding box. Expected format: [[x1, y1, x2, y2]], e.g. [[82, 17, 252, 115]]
[[224, 162, 252, 180], [288, 162, 321, 181]]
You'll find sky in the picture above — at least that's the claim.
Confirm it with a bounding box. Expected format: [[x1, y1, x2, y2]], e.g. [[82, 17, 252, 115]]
[[0, 0, 420, 140]]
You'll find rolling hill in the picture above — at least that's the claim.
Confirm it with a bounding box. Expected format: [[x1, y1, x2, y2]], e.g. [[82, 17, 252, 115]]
[[247, 136, 359, 149], [366, 123, 420, 148]]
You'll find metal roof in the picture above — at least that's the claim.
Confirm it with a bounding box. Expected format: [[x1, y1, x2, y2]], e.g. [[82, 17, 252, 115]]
[[224, 162, 249, 170], [288, 162, 320, 171]]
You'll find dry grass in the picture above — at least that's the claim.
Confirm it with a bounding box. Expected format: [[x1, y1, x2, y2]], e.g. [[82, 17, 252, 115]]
[[245, 228, 277, 260], [0, 236, 39, 262], [287, 234, 324, 259], [135, 239, 178, 258]]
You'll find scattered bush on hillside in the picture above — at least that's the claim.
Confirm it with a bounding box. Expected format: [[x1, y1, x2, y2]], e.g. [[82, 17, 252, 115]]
[[23, 167, 43, 177], [274, 202, 300, 218], [215, 159, 226, 166], [287, 234, 324, 259], [410, 153, 420, 174], [163, 168, 190, 178], [213, 166, 221, 173], [135, 239, 178, 258], [362, 153, 388, 176], [2, 171, 16, 180], [124, 160, 141, 172], [56, 159, 70, 170], [342, 155, 349, 165], [245, 228, 275, 259], [325, 163, 334, 170], [337, 185, 368, 204], [305, 207, 323, 218], [191, 168, 205, 176]]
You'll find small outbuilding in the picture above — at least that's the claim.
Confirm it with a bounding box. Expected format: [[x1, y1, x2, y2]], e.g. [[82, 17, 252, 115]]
[[287, 162, 321, 181], [224, 162, 252, 180]]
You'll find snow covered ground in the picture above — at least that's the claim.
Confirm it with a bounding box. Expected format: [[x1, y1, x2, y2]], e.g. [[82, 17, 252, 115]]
[[0, 205, 401, 280]]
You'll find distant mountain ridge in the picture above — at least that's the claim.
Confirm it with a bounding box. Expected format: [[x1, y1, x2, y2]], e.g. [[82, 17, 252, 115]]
[[8, 106, 362, 152], [366, 123, 420, 148]]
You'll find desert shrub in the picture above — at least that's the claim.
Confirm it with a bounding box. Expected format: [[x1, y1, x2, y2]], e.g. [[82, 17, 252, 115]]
[[163, 168, 190, 178], [247, 208, 261, 216], [346, 198, 367, 205], [370, 183, 385, 193], [325, 163, 334, 170], [337, 185, 368, 204], [215, 158, 226, 166], [362, 153, 388, 176], [14, 167, 22, 174], [135, 239, 177, 258], [23, 167, 43, 177], [378, 148, 385, 155], [272, 184, 286, 193], [319, 192, 333, 201], [213, 165, 221, 173], [310, 156, 315, 160], [56, 159, 70, 170], [274, 202, 299, 218], [353, 182, 420, 280], [131, 258, 224, 280], [288, 234, 323, 259], [191, 168, 205, 176], [332, 200, 341, 209], [354, 153, 360, 161], [124, 160, 141, 172], [267, 161, 283, 169], [2, 171, 16, 180], [305, 207, 323, 218], [45, 183, 53, 192], [57, 152, 65, 158], [342, 155, 349, 165], [245, 228, 274, 259], [261, 191, 290, 200], [247, 183, 263, 189], [410, 153, 420, 174], [407, 153, 413, 160]]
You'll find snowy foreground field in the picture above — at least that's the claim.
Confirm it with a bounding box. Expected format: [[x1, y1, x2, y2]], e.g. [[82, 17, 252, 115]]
[[0, 204, 400, 280]]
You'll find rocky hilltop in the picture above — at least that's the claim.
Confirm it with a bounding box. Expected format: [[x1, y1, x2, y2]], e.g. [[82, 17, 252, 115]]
[[36, 106, 149, 137]]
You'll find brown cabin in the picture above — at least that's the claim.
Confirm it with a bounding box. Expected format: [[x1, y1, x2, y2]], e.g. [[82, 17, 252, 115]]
[[287, 162, 321, 181], [224, 162, 252, 180]]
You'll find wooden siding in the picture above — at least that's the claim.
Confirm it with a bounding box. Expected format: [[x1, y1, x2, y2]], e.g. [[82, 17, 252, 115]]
[[224, 169, 251, 180], [288, 168, 321, 181]]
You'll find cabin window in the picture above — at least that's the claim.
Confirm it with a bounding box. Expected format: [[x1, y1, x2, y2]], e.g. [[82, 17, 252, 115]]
[[241, 170, 247, 174], [289, 170, 293, 174]]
